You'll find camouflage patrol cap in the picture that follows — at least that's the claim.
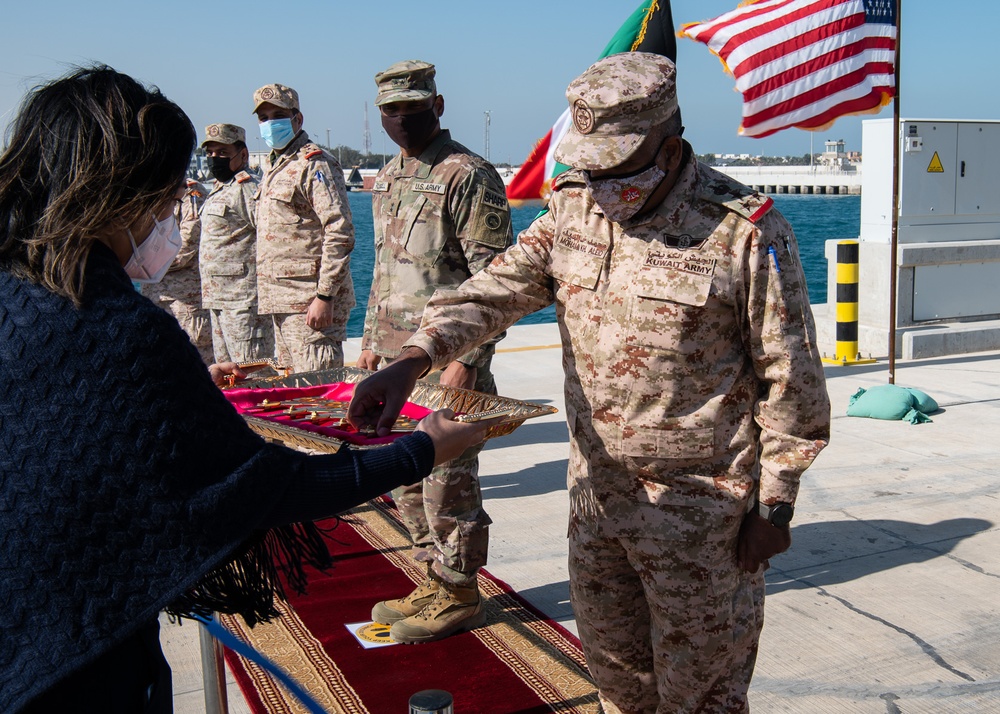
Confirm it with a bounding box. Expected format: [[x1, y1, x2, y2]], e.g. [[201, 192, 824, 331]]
[[554, 52, 679, 171], [201, 123, 246, 147], [374, 60, 437, 106], [252, 83, 299, 113]]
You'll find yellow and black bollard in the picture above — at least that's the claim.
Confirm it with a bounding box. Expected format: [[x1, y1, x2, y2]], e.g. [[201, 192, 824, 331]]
[[823, 240, 876, 365]]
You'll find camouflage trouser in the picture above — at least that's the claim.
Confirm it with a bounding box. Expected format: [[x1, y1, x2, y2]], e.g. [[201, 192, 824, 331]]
[[161, 301, 213, 365], [270, 313, 344, 373], [390, 361, 495, 587], [566, 444, 765, 713], [209, 307, 274, 364]]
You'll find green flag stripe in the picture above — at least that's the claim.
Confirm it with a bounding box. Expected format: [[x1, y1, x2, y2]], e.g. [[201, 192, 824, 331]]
[[600, 4, 651, 57]]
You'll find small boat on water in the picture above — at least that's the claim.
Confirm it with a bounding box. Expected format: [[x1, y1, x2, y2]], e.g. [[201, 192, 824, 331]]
[[345, 165, 364, 191]]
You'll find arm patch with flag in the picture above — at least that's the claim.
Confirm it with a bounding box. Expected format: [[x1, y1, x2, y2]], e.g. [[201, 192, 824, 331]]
[[680, 0, 896, 138]]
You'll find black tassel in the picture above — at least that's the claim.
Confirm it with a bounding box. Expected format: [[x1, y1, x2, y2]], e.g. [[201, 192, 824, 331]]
[[166, 520, 334, 627]]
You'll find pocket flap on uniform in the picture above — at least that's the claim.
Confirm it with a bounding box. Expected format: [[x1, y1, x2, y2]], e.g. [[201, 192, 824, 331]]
[[624, 425, 716, 460], [267, 181, 297, 204], [547, 231, 607, 290], [203, 203, 226, 217], [272, 259, 318, 280], [203, 261, 245, 277], [632, 250, 715, 307]]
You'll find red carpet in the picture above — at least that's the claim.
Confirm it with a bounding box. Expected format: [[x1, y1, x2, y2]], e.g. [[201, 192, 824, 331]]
[[220, 499, 598, 713]]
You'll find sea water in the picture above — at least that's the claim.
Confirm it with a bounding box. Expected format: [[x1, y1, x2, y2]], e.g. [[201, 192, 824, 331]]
[[344, 192, 860, 338]]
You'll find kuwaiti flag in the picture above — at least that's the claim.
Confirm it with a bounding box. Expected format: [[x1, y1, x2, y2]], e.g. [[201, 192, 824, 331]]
[[679, 0, 897, 138], [506, 0, 676, 204]]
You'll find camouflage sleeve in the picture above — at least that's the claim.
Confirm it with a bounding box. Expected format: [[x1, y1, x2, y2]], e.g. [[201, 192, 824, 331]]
[[740, 210, 831, 506], [238, 180, 258, 231], [404, 210, 558, 369], [169, 196, 202, 273], [305, 155, 355, 297], [448, 166, 515, 368]]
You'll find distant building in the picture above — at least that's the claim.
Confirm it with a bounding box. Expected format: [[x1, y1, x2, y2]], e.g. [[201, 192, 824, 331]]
[[819, 138, 854, 169]]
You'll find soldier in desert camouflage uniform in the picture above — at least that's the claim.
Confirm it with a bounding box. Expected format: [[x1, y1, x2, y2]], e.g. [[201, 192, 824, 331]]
[[253, 83, 354, 372], [349, 53, 831, 712], [149, 178, 213, 363], [359, 60, 513, 644], [200, 123, 271, 363]]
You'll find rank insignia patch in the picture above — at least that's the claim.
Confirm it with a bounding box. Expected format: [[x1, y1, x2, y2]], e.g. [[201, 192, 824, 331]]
[[662, 233, 706, 250]]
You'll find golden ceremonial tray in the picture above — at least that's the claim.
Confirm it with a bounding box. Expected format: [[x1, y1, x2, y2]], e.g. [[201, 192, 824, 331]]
[[227, 366, 557, 453]]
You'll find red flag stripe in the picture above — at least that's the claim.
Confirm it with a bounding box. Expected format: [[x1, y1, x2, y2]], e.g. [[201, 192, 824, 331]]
[[717, 0, 859, 65], [743, 85, 892, 137], [730, 7, 894, 85], [742, 74, 894, 135], [743, 63, 894, 129], [680, 0, 896, 137], [742, 37, 895, 101], [506, 124, 552, 200], [682, 0, 799, 44], [731, 12, 865, 79]]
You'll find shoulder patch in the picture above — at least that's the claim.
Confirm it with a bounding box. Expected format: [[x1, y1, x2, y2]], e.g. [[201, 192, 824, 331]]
[[481, 187, 508, 211], [698, 166, 774, 224], [552, 168, 586, 192], [304, 149, 324, 160], [235, 170, 253, 184]]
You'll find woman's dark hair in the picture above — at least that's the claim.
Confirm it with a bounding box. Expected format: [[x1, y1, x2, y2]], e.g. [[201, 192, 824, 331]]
[[0, 65, 196, 303]]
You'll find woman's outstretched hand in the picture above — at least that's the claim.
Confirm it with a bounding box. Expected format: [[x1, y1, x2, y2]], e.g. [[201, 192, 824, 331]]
[[415, 409, 502, 466]]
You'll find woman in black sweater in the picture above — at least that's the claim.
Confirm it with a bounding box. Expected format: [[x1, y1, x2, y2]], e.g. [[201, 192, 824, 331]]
[[0, 66, 492, 713]]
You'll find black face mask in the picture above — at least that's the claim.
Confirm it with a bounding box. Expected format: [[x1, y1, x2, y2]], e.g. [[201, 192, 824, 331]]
[[381, 107, 438, 151], [207, 155, 237, 182]]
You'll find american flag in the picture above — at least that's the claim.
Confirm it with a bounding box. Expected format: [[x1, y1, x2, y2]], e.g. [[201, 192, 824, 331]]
[[680, 0, 897, 138]]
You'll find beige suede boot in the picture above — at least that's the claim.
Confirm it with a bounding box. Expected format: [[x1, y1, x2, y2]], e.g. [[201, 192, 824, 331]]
[[389, 581, 486, 644], [371, 574, 440, 625]]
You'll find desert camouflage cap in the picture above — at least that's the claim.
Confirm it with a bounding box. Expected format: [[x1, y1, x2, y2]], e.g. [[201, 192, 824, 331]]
[[252, 83, 299, 113], [201, 123, 246, 147], [554, 52, 679, 171], [374, 60, 436, 106]]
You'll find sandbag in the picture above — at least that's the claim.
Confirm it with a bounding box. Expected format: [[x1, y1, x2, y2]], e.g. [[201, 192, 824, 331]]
[[847, 384, 938, 424]]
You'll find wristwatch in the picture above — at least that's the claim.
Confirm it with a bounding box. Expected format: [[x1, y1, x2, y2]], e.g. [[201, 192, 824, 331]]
[[758, 500, 794, 528]]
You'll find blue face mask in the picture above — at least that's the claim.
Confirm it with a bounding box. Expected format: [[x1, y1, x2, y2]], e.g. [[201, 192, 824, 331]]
[[260, 117, 296, 150]]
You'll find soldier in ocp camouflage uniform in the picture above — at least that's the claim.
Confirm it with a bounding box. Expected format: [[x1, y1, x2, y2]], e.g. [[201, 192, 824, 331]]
[[253, 83, 354, 372], [359, 60, 513, 644], [349, 53, 831, 712], [148, 178, 213, 363], [200, 123, 272, 363]]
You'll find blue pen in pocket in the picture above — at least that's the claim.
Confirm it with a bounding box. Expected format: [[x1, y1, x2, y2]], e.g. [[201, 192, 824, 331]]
[[768, 245, 781, 273]]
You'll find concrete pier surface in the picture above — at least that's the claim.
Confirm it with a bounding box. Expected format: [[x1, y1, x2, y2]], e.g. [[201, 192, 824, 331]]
[[165, 322, 1000, 713]]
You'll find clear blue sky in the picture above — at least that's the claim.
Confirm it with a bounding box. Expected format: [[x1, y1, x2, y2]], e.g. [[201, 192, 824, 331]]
[[1, 1, 992, 163]]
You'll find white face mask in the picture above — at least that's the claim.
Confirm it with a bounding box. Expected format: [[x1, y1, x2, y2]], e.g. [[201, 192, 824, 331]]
[[124, 212, 182, 284]]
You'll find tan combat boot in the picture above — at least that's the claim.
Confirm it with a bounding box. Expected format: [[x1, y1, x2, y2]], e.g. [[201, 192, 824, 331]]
[[371, 575, 440, 625], [389, 581, 486, 644]]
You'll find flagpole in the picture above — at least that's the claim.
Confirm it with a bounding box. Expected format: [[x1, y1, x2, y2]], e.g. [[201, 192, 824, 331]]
[[887, 0, 902, 384]]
